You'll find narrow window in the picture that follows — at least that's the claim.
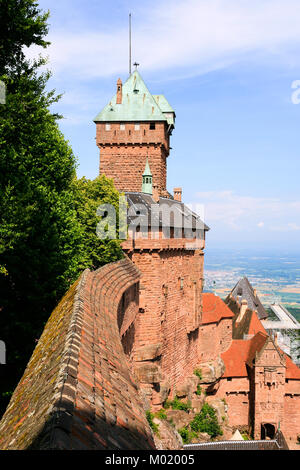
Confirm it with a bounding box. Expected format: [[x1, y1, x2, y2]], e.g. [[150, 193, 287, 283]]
[[135, 123, 140, 130], [150, 122, 155, 130], [105, 123, 111, 131], [120, 123, 125, 130]]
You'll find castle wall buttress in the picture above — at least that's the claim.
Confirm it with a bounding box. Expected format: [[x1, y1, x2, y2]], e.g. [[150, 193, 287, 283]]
[[215, 378, 250, 428], [123, 245, 204, 396]]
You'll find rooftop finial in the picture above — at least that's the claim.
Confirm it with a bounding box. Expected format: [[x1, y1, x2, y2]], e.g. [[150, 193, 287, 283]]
[[133, 62, 140, 70], [129, 13, 132, 76]]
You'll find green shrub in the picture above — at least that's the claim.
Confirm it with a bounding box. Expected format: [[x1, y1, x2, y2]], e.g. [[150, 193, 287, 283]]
[[178, 426, 198, 444], [156, 408, 167, 420], [189, 403, 223, 438], [178, 427, 190, 444], [168, 418, 175, 428], [169, 396, 192, 412], [146, 410, 159, 435], [196, 384, 202, 396], [193, 368, 202, 380]]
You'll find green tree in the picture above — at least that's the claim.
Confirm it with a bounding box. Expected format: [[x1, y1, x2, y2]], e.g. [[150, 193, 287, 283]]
[[72, 176, 124, 271], [190, 403, 223, 438], [0, 1, 124, 416], [0, 0, 49, 73]]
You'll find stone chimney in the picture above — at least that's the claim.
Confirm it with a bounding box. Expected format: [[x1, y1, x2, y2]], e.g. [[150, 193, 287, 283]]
[[173, 187, 182, 202], [116, 78, 122, 104], [152, 185, 160, 203], [237, 299, 248, 323]]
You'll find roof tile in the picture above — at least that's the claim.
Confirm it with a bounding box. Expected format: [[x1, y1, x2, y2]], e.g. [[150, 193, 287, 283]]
[[202, 293, 235, 325]]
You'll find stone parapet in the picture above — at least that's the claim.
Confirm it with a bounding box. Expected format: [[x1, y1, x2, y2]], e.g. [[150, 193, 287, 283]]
[[0, 258, 154, 450]]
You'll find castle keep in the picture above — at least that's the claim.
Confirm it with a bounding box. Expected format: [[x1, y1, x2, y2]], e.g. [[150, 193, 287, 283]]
[[0, 70, 299, 450]]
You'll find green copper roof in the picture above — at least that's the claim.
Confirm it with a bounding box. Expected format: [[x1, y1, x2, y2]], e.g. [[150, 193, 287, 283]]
[[94, 70, 169, 123], [143, 157, 152, 176], [142, 158, 152, 194], [152, 95, 175, 125]]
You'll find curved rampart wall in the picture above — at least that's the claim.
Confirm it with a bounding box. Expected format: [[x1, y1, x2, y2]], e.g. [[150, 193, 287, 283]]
[[0, 258, 154, 450]]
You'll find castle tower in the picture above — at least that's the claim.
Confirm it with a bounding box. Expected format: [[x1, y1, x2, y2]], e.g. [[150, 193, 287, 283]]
[[94, 70, 175, 196], [141, 158, 152, 194]]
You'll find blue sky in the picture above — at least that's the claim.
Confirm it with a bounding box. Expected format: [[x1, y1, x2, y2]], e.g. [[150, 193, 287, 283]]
[[28, 0, 300, 252]]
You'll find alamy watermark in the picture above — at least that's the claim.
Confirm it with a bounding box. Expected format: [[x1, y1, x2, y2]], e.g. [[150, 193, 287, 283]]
[[0, 80, 6, 104], [96, 195, 206, 242], [0, 341, 6, 364]]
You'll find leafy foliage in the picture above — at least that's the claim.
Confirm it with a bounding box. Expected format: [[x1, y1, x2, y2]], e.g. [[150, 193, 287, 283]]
[[189, 403, 223, 438], [193, 368, 202, 380], [178, 426, 198, 444], [155, 408, 167, 420], [0, 1, 123, 416], [146, 410, 159, 435], [0, 0, 50, 74], [72, 176, 123, 270], [178, 403, 223, 444], [164, 396, 192, 412]]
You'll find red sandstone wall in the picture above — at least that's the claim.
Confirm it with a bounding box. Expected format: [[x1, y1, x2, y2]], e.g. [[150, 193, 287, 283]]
[[198, 318, 232, 363], [96, 122, 169, 194], [282, 393, 300, 449], [198, 323, 217, 362], [215, 378, 250, 428], [126, 247, 204, 396]]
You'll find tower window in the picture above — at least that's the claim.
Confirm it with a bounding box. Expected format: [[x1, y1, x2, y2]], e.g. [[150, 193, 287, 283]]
[[120, 123, 125, 130], [105, 124, 111, 131], [135, 124, 140, 130], [150, 123, 156, 130]]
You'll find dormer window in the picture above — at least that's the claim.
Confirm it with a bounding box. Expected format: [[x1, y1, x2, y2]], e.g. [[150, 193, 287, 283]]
[[150, 122, 156, 130]]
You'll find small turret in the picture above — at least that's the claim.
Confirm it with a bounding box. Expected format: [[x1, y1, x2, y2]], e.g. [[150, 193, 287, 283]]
[[116, 78, 122, 104], [142, 158, 152, 195]]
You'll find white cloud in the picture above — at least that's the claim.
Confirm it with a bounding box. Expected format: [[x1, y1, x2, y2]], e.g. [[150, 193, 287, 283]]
[[193, 190, 300, 231], [26, 0, 300, 80], [270, 222, 300, 232]]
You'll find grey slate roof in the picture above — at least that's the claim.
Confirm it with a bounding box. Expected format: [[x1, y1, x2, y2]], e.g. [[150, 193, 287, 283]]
[[125, 192, 209, 232], [229, 277, 268, 320]]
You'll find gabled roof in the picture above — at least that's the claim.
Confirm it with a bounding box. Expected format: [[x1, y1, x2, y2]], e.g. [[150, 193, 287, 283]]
[[94, 70, 169, 123], [229, 277, 268, 320], [248, 310, 268, 336], [125, 192, 209, 231], [221, 332, 268, 377], [202, 293, 235, 325], [247, 332, 272, 367], [285, 353, 300, 380]]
